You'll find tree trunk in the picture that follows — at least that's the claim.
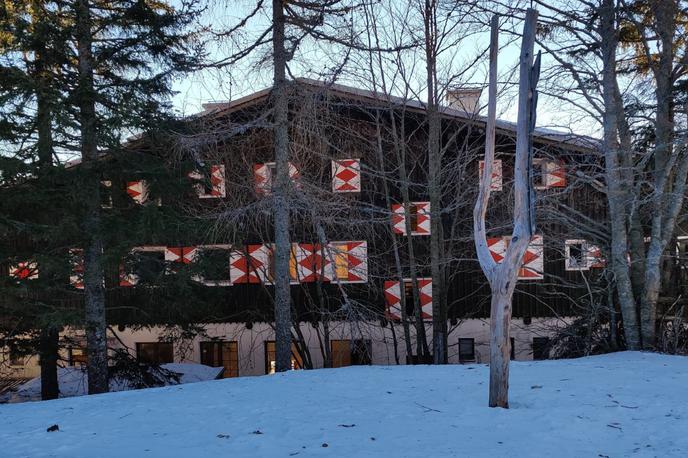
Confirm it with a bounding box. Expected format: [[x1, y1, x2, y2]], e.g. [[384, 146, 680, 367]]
[[39, 326, 59, 400], [272, 0, 292, 373], [75, 0, 108, 394], [598, 0, 641, 350], [474, 11, 538, 408], [423, 1, 447, 364], [32, 0, 60, 401]]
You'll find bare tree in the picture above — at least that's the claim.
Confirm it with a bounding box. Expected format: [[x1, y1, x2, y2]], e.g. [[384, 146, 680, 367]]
[[474, 10, 540, 408]]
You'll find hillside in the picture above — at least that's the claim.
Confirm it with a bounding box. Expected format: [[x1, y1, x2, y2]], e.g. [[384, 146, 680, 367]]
[[1, 352, 686, 457]]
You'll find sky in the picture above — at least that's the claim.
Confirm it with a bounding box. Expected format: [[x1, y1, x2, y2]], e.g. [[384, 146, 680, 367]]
[[169, 1, 599, 138]]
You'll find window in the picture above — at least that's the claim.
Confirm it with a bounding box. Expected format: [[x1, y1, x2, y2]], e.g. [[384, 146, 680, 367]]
[[532, 337, 550, 360], [384, 278, 432, 321], [458, 338, 476, 363], [532, 158, 566, 189], [332, 159, 361, 193], [330, 340, 372, 367], [120, 246, 167, 286], [266, 245, 299, 284], [100, 180, 113, 208], [325, 241, 367, 283], [200, 341, 238, 378], [565, 239, 604, 271], [8, 344, 25, 366], [403, 281, 415, 317], [193, 245, 231, 286], [254, 162, 299, 195], [532, 159, 547, 189], [136, 342, 174, 365], [391, 202, 430, 236], [264, 341, 303, 374], [69, 347, 88, 366], [189, 165, 226, 199]]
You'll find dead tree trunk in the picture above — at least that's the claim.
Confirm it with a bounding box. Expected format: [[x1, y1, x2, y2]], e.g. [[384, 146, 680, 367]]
[[271, 0, 293, 373], [474, 11, 539, 408], [75, 0, 108, 394]]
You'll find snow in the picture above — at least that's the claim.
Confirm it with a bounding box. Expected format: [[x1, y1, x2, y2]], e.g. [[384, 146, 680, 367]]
[[1, 352, 686, 457], [1, 363, 223, 403]]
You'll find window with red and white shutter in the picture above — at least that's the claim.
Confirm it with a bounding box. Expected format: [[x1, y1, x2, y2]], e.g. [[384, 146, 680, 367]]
[[254, 162, 300, 195], [487, 235, 544, 280], [391, 202, 430, 236], [532, 159, 566, 189], [384, 278, 432, 321], [189, 165, 226, 199]]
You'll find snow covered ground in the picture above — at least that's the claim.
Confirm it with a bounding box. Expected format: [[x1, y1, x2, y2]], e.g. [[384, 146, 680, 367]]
[[1, 352, 686, 457], [1, 363, 223, 403]]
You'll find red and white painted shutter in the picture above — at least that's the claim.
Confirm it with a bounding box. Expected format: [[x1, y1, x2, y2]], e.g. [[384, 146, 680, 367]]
[[487, 237, 508, 263], [547, 161, 566, 188], [127, 180, 149, 204], [288, 162, 300, 185], [391, 204, 406, 235], [69, 249, 84, 289], [519, 235, 544, 280], [413, 202, 431, 235], [587, 243, 605, 268], [344, 241, 367, 283], [418, 278, 433, 320], [384, 280, 402, 320], [209, 165, 226, 197], [479, 159, 503, 191], [313, 243, 333, 282], [332, 159, 361, 193], [253, 164, 270, 195], [9, 261, 38, 280], [248, 244, 271, 284], [229, 246, 266, 285], [165, 247, 197, 264], [190, 165, 226, 198], [488, 236, 543, 280], [294, 243, 316, 282]]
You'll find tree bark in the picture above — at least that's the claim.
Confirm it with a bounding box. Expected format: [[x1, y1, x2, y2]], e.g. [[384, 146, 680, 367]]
[[598, 0, 641, 350], [32, 0, 60, 401], [39, 326, 59, 400], [75, 0, 108, 394], [474, 11, 538, 408], [272, 0, 292, 373], [423, 0, 447, 364]]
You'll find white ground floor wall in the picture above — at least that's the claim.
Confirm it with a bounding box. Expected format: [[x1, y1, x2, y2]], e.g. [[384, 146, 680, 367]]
[[1, 318, 570, 380]]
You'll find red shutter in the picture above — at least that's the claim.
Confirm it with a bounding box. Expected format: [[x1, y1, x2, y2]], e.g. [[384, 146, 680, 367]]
[[479, 159, 503, 191], [384, 280, 402, 320], [391, 204, 406, 234], [413, 202, 431, 235], [547, 161, 566, 187], [332, 159, 361, 193]]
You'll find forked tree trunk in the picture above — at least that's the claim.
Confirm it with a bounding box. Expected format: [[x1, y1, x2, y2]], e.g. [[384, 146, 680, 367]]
[[272, 0, 293, 373], [474, 10, 539, 408], [75, 0, 108, 394]]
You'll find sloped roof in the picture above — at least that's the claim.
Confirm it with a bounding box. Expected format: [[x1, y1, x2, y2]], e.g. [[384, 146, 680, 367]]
[[200, 78, 598, 151]]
